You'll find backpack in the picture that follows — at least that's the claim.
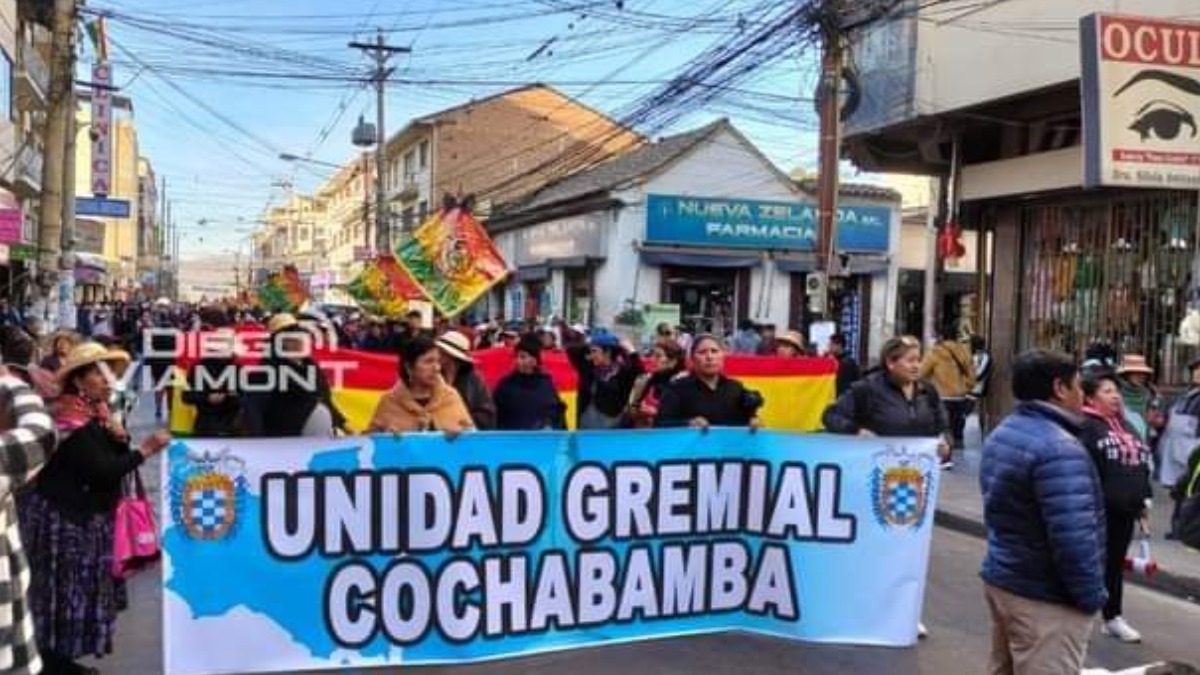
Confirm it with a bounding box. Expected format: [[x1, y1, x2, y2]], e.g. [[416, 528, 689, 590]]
[[1177, 457, 1200, 551]]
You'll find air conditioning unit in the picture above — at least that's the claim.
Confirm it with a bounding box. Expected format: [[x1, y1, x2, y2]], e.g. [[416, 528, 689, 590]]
[[806, 272, 827, 315], [805, 272, 827, 296]]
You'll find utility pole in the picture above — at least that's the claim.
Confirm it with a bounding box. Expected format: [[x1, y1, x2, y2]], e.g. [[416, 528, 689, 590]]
[[58, 78, 77, 329], [349, 30, 410, 254], [158, 175, 166, 295], [814, 0, 844, 318], [36, 0, 80, 327]]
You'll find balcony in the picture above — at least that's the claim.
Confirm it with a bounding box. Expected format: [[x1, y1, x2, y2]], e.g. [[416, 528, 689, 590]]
[[13, 143, 42, 197], [394, 173, 420, 202], [15, 47, 49, 109]]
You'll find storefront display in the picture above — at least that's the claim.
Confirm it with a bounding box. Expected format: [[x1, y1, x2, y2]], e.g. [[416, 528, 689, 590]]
[[1018, 190, 1197, 385], [661, 266, 739, 337]]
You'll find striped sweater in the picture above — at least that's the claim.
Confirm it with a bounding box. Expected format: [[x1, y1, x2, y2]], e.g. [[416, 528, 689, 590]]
[[0, 376, 56, 675]]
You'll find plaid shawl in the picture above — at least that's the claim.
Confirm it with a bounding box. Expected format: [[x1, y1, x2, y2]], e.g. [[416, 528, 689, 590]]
[[0, 376, 56, 674]]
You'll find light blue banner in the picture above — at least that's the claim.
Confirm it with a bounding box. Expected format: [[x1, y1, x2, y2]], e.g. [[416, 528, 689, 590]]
[[645, 194, 893, 253], [162, 430, 939, 675]]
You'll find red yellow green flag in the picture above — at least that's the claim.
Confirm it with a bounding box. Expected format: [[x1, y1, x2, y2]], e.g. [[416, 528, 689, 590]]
[[395, 203, 508, 317], [256, 265, 309, 312], [346, 254, 426, 317]]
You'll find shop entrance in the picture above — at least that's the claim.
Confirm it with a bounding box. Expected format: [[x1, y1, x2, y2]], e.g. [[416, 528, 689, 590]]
[[565, 268, 592, 326], [662, 266, 739, 337]]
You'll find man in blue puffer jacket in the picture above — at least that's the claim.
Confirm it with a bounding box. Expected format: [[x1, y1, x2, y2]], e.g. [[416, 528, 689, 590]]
[[980, 349, 1107, 675]]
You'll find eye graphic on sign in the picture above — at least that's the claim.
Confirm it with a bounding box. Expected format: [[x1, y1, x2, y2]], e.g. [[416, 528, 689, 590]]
[[1130, 100, 1196, 141], [1114, 69, 1200, 143]]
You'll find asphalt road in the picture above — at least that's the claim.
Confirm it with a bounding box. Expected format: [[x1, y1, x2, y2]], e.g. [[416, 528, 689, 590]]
[[85, 396, 1200, 675]]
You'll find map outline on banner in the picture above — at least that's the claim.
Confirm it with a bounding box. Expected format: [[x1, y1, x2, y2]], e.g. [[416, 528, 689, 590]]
[[162, 430, 939, 675]]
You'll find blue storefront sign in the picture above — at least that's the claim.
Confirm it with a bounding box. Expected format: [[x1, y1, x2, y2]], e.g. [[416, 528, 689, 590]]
[[76, 196, 131, 218], [645, 194, 891, 253]]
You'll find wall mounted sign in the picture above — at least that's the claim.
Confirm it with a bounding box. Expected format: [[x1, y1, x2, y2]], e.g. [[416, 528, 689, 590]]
[[646, 195, 892, 253], [1082, 14, 1200, 188]]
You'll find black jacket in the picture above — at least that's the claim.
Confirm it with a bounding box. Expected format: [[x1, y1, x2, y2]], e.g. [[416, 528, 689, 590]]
[[36, 420, 144, 523], [494, 371, 567, 430], [243, 357, 347, 437], [1080, 412, 1153, 517], [181, 358, 241, 436], [451, 366, 497, 430], [835, 355, 862, 397], [655, 375, 757, 428], [567, 344, 642, 425], [822, 371, 948, 437]]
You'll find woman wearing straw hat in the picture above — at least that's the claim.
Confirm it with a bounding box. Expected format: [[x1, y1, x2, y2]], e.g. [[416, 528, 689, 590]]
[[435, 331, 496, 430], [774, 330, 807, 358], [18, 342, 170, 675], [1116, 354, 1164, 445]]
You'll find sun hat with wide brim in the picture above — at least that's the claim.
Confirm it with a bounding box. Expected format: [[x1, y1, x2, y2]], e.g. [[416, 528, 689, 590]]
[[1117, 354, 1154, 376], [267, 312, 299, 334], [775, 330, 806, 352], [57, 342, 131, 383], [436, 331, 474, 363]]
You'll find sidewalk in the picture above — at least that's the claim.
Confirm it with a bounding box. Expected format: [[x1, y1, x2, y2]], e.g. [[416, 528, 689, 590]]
[[938, 416, 1200, 602]]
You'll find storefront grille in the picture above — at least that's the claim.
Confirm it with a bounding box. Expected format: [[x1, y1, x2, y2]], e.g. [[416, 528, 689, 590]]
[[1018, 191, 1198, 386]]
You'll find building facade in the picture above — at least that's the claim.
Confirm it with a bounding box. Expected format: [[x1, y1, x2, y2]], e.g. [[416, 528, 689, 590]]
[[316, 154, 373, 295], [136, 157, 160, 295], [382, 84, 642, 234], [488, 120, 901, 363], [0, 4, 50, 302], [843, 0, 1200, 416], [74, 94, 142, 300]]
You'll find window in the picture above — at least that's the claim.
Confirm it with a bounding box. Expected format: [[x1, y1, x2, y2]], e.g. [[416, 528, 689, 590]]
[[403, 151, 415, 179], [0, 50, 11, 121], [418, 200, 428, 223], [418, 141, 429, 169]]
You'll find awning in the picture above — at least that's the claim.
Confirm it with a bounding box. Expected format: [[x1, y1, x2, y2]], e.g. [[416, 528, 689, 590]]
[[775, 253, 890, 275], [516, 265, 550, 282], [844, 254, 889, 275], [639, 247, 762, 269], [774, 254, 819, 274], [519, 256, 603, 272], [546, 255, 601, 269]]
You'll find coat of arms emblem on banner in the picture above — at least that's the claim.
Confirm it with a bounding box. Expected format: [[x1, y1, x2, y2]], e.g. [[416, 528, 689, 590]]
[[870, 447, 935, 530], [170, 448, 249, 541]]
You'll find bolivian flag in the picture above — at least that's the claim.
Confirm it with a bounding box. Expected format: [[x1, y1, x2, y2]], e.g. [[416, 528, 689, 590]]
[[395, 204, 507, 317], [170, 340, 836, 435]]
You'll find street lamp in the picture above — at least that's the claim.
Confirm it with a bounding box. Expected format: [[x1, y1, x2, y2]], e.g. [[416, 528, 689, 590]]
[[279, 153, 344, 170]]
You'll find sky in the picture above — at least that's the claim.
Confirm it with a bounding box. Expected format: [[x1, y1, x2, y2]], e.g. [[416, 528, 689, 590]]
[[86, 0, 826, 264]]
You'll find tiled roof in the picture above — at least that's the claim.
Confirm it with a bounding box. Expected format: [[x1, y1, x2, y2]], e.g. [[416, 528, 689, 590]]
[[794, 178, 901, 202], [515, 119, 729, 212]]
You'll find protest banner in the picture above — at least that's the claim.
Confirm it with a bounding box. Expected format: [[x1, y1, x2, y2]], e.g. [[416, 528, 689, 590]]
[[163, 430, 940, 675], [168, 342, 837, 435]]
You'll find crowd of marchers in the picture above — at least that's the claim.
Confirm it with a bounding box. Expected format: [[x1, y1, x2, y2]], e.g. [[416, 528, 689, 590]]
[[0, 300, 1197, 674]]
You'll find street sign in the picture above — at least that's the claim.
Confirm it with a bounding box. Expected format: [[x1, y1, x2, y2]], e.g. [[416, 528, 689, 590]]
[[91, 61, 113, 196], [76, 196, 130, 218]]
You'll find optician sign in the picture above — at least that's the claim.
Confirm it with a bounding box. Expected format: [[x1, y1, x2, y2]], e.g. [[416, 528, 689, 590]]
[[645, 195, 891, 253], [1081, 14, 1200, 188]]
